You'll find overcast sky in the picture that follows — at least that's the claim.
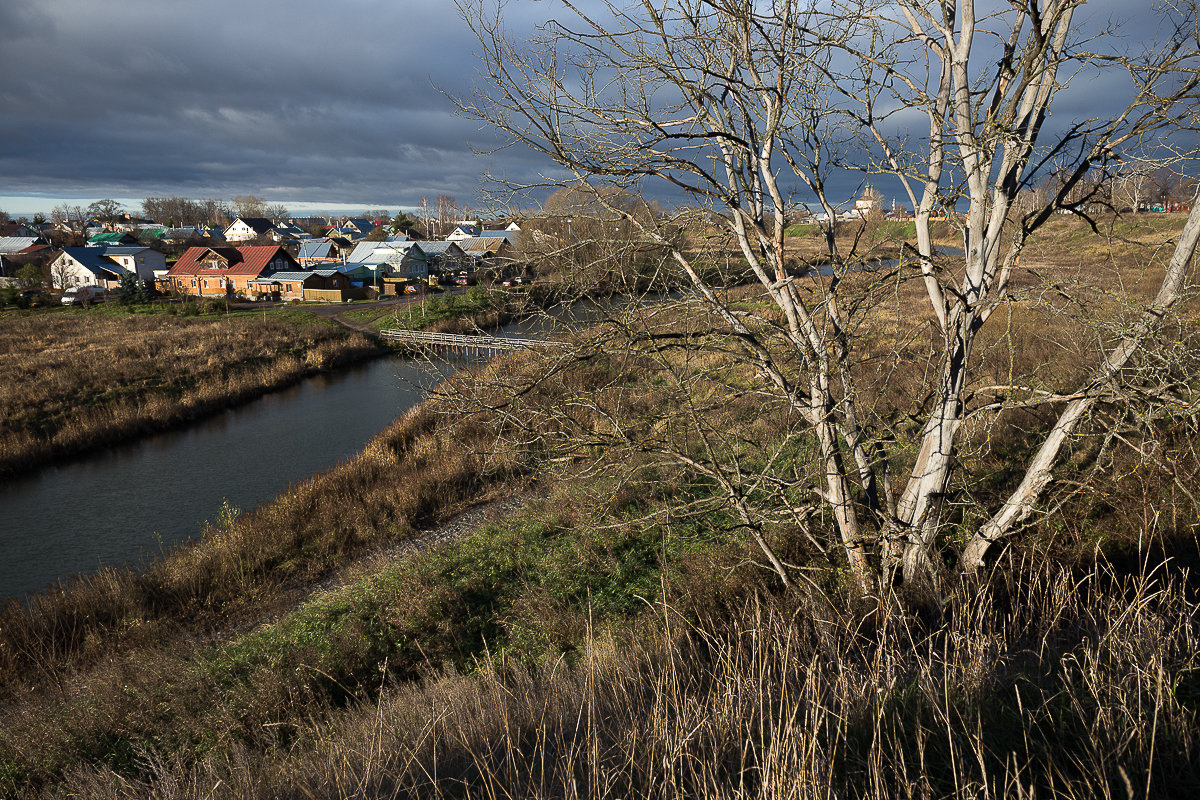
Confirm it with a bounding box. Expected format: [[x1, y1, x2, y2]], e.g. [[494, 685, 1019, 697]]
[[0, 0, 548, 217], [0, 0, 1180, 219]]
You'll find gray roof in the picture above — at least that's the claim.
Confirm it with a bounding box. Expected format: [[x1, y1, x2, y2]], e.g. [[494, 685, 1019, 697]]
[[412, 240, 464, 255], [457, 237, 509, 253], [299, 241, 335, 259], [337, 261, 386, 273], [345, 241, 386, 263], [0, 236, 39, 254], [92, 246, 152, 256], [162, 227, 199, 239], [262, 271, 317, 281], [57, 247, 124, 278], [345, 241, 427, 264]]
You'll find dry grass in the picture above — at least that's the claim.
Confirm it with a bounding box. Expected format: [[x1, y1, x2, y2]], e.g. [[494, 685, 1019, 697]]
[[0, 394, 527, 689], [47, 556, 1200, 799], [0, 307, 383, 476]]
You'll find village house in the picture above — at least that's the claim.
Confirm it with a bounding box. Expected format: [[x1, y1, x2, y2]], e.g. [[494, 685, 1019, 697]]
[[48, 246, 166, 288], [248, 270, 351, 301], [223, 217, 280, 243], [328, 218, 377, 240], [0, 235, 44, 281], [455, 236, 515, 270], [445, 222, 481, 241], [297, 240, 342, 265], [337, 240, 429, 294], [167, 245, 298, 297], [411, 240, 469, 273]]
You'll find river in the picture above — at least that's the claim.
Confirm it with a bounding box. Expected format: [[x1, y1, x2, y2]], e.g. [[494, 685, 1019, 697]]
[[0, 353, 466, 601], [0, 304, 606, 602], [0, 283, 904, 601]]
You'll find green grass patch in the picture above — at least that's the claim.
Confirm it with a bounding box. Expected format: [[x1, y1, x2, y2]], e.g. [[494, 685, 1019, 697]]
[[372, 287, 500, 332]]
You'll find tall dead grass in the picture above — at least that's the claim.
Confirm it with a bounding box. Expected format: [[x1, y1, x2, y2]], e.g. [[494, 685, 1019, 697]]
[[51, 555, 1200, 799]]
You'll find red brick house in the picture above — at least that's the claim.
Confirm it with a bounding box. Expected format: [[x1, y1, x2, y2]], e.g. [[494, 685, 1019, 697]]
[[167, 246, 298, 298]]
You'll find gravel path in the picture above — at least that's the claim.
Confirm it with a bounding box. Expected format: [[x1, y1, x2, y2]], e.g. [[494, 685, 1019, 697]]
[[324, 493, 534, 589]]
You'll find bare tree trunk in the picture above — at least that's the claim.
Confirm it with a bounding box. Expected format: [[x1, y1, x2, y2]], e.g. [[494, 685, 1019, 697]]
[[962, 194, 1200, 570]]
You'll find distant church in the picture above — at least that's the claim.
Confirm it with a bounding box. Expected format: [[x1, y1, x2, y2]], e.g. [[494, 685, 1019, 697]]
[[853, 184, 883, 217]]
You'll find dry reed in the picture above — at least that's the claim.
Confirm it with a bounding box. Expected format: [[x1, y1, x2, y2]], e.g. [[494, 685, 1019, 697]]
[[48, 555, 1200, 799]]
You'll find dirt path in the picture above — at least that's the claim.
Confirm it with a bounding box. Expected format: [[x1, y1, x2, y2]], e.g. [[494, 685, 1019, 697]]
[[306, 288, 468, 338], [233, 492, 538, 635], [303, 298, 400, 337]]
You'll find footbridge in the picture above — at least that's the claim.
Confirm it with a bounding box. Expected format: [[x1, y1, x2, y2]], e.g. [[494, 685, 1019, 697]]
[[379, 329, 569, 354]]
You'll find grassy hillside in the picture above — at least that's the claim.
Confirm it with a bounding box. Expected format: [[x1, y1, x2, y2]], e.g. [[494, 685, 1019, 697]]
[[1, 214, 1197, 797]]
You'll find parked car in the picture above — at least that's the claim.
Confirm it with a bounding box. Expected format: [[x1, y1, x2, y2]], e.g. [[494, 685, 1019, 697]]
[[61, 286, 106, 305], [453, 272, 476, 286]]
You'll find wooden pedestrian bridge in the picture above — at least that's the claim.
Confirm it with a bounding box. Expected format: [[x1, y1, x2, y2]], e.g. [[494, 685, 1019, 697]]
[[379, 329, 569, 354]]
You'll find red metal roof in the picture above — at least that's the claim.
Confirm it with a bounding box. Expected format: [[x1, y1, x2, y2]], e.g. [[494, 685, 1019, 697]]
[[168, 246, 294, 277]]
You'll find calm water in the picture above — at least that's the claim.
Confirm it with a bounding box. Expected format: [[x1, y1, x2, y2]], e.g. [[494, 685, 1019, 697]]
[[0, 355, 463, 601]]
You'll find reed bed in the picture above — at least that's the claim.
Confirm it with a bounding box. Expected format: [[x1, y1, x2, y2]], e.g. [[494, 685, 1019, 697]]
[[0, 308, 382, 476]]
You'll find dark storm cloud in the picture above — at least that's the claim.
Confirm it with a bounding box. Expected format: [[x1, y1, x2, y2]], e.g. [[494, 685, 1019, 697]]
[[0, 0, 540, 211], [0, 0, 1188, 216]]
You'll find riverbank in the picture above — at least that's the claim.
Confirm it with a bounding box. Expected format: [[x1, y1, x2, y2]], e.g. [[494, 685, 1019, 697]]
[[0, 292, 525, 479], [0, 305, 385, 478], [2, 215, 1198, 796], [2, 306, 1197, 796]]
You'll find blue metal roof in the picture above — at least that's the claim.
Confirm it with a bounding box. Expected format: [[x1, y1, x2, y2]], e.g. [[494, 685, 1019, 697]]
[[58, 247, 124, 278], [299, 241, 334, 259]]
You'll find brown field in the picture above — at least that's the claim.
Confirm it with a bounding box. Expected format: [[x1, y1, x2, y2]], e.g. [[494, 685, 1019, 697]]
[[0, 306, 383, 476]]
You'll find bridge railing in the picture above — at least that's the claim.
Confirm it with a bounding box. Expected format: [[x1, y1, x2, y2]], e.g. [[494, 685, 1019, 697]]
[[379, 329, 569, 352]]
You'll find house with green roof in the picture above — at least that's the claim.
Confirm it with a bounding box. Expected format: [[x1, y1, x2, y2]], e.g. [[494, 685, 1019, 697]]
[[88, 231, 141, 246]]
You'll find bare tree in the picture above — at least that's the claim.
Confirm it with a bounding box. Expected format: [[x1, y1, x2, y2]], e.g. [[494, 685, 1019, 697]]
[[455, 0, 1200, 591], [50, 256, 75, 289], [200, 198, 232, 228], [231, 195, 269, 219], [85, 199, 124, 228], [1111, 158, 1155, 211], [434, 194, 460, 237], [143, 196, 211, 227]]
